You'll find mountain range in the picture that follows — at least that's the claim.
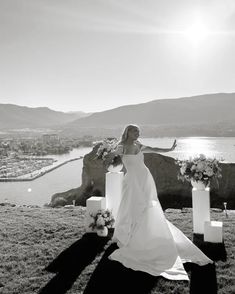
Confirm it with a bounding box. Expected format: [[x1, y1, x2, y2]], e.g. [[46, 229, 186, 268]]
[[62, 92, 235, 137], [1, 93, 235, 137], [0, 104, 89, 129]]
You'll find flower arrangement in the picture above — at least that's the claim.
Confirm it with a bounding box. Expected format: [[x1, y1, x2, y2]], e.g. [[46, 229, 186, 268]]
[[176, 154, 222, 186], [89, 209, 115, 230], [94, 138, 122, 167]]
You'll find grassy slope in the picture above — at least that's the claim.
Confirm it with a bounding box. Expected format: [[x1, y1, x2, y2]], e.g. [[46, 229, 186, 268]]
[[0, 206, 234, 294]]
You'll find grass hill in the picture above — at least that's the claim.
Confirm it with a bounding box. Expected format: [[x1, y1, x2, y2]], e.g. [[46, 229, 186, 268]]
[[1, 206, 234, 293]]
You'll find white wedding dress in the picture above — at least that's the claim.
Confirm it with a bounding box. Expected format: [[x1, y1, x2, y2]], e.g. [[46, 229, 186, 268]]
[[109, 150, 212, 280]]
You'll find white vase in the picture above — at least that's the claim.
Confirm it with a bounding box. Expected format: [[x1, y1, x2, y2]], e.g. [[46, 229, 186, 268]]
[[191, 180, 207, 190], [97, 226, 108, 237], [107, 164, 123, 173]]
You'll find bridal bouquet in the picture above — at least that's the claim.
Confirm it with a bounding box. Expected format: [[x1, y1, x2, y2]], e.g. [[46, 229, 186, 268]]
[[89, 209, 115, 230], [176, 154, 222, 186], [94, 138, 122, 167]]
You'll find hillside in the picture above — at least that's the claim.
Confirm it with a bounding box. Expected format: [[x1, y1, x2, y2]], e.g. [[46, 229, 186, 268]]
[[0, 104, 89, 129], [61, 93, 235, 137], [1, 93, 235, 137], [66, 93, 235, 126], [1, 205, 234, 294]]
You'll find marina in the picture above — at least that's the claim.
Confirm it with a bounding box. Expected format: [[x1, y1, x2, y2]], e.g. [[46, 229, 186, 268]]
[[0, 156, 83, 182], [1, 137, 235, 206]]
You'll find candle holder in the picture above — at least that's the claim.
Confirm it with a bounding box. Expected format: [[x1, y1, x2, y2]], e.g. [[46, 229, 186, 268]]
[[223, 202, 228, 218]]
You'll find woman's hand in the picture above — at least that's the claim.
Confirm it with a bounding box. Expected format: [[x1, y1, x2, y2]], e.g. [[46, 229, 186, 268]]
[[170, 139, 177, 151]]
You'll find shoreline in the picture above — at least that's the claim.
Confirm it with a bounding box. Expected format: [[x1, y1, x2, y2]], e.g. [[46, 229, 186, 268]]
[[0, 156, 83, 182]]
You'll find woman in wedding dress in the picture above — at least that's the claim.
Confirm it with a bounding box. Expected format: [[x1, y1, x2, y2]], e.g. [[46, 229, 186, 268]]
[[109, 124, 212, 281]]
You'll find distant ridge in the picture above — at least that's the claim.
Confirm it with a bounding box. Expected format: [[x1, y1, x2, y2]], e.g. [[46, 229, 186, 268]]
[[66, 93, 235, 126], [0, 104, 89, 129], [1, 93, 235, 137], [61, 93, 235, 136]]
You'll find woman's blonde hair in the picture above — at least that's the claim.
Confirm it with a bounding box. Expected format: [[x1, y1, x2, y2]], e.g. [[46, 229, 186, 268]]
[[120, 124, 140, 144]]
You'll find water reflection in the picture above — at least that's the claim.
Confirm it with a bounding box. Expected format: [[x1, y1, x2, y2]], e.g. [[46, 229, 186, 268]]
[[0, 147, 92, 206], [141, 137, 224, 161], [1, 138, 234, 206], [176, 137, 220, 159]]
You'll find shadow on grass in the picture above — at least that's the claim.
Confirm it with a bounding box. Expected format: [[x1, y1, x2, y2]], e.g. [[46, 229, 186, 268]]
[[83, 241, 225, 294], [39, 232, 227, 294], [83, 243, 159, 294], [187, 233, 227, 294], [193, 233, 227, 262], [38, 233, 111, 294]]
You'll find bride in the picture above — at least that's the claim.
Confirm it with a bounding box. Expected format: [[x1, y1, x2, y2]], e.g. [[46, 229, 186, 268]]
[[108, 124, 212, 281]]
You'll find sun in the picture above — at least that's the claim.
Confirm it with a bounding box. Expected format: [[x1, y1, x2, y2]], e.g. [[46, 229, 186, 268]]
[[184, 21, 210, 45]]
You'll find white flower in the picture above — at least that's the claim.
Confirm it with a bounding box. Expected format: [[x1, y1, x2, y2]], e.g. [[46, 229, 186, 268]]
[[198, 173, 203, 180], [191, 165, 196, 171], [95, 138, 119, 161], [196, 161, 206, 171], [176, 154, 222, 185], [199, 154, 206, 160], [89, 209, 114, 230], [96, 216, 105, 227], [204, 167, 214, 177], [180, 166, 186, 175]]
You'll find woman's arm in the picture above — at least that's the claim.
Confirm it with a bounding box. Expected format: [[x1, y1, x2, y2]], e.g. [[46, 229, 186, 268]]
[[141, 139, 177, 153]]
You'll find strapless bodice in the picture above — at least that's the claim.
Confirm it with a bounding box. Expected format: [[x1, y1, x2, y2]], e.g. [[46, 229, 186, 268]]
[[122, 151, 146, 172]]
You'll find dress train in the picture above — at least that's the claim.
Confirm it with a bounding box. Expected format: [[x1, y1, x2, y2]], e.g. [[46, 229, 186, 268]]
[[109, 152, 212, 280]]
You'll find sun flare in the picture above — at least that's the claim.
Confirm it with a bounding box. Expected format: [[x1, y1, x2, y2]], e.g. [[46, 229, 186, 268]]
[[180, 138, 216, 159], [184, 21, 210, 45]]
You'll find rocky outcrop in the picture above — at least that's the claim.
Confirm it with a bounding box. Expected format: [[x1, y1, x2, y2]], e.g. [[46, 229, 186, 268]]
[[50, 146, 235, 209], [50, 144, 106, 207]]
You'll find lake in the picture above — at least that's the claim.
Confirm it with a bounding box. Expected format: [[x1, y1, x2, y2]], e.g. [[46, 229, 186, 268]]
[[1, 137, 235, 206], [141, 137, 235, 162], [0, 147, 91, 207]]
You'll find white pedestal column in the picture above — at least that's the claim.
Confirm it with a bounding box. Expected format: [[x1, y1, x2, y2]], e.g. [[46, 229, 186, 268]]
[[105, 171, 124, 224], [192, 187, 210, 234], [204, 221, 223, 243], [85, 196, 106, 232]]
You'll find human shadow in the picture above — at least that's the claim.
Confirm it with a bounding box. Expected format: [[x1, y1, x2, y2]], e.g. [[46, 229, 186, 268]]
[[186, 262, 218, 294], [193, 233, 227, 262], [187, 233, 227, 294], [39, 232, 227, 294], [38, 233, 111, 294], [84, 235, 227, 294], [83, 243, 158, 294]]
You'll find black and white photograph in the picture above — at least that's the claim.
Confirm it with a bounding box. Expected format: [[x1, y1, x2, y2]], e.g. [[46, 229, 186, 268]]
[[0, 1, 234, 293]]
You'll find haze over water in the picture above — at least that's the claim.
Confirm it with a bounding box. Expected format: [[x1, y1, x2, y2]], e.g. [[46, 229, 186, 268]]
[[141, 137, 233, 162], [0, 137, 234, 206]]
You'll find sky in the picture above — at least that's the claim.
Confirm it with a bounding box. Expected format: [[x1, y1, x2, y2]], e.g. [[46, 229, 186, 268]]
[[0, 0, 235, 113]]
